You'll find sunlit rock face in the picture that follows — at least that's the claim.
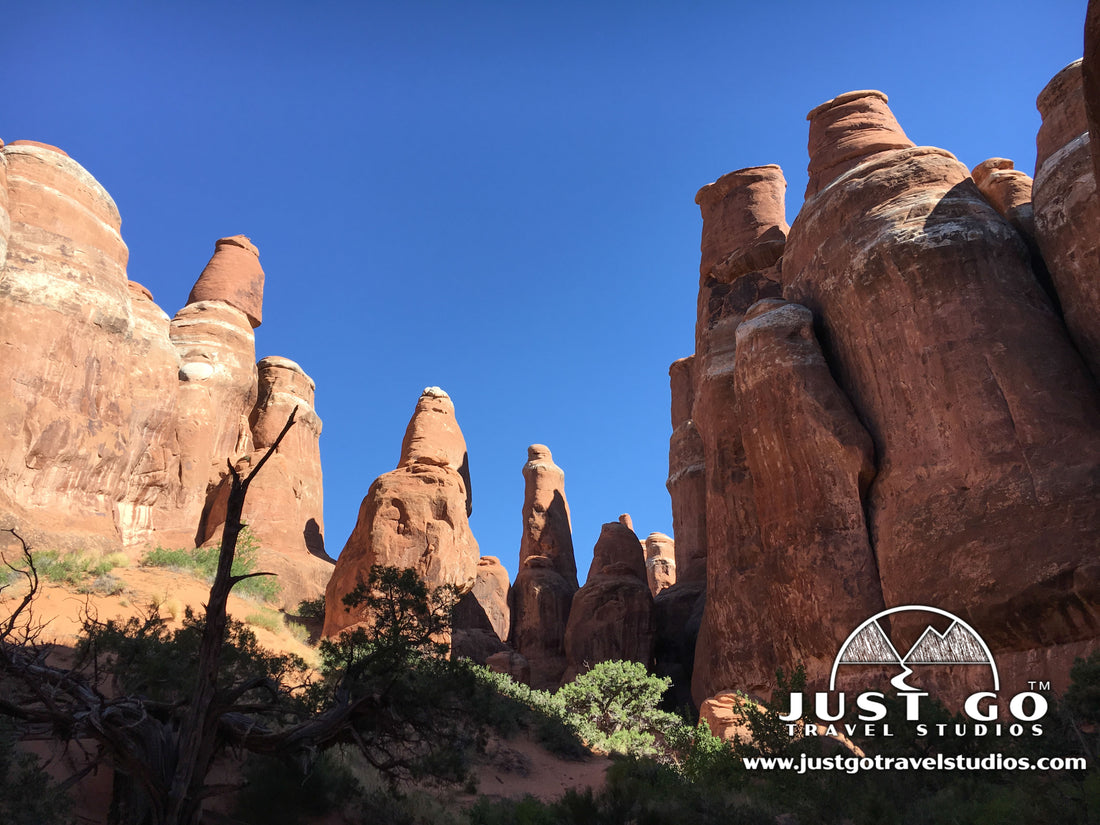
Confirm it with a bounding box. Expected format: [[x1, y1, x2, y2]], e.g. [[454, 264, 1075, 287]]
[[562, 520, 655, 685], [0, 138, 334, 612], [508, 444, 579, 690], [1033, 60, 1100, 382], [200, 356, 333, 610], [323, 388, 479, 638], [644, 532, 676, 597], [0, 140, 177, 552], [688, 164, 787, 705], [784, 89, 1100, 691], [674, 81, 1100, 712]]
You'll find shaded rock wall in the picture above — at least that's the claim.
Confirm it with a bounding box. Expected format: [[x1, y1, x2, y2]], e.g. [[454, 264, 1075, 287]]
[[562, 520, 655, 684]]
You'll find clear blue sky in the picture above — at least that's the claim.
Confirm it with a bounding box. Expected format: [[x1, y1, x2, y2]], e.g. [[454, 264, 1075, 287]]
[[3, 0, 1088, 585]]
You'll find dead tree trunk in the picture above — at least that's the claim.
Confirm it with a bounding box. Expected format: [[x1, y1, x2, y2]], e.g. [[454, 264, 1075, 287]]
[[161, 408, 297, 825]]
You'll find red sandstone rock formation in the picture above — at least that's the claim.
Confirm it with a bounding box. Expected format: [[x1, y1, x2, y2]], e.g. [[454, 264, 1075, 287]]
[[643, 532, 675, 597], [0, 139, 332, 612], [562, 520, 655, 684], [200, 356, 333, 609], [1085, 1, 1100, 184], [452, 555, 513, 665], [0, 140, 173, 552], [666, 356, 706, 585], [732, 297, 883, 690], [508, 444, 579, 689], [689, 164, 786, 706], [782, 90, 1100, 696], [186, 235, 264, 328], [1033, 60, 1100, 380], [323, 388, 479, 637]]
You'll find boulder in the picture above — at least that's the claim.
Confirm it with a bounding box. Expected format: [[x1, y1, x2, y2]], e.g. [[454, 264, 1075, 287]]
[[186, 235, 264, 328]]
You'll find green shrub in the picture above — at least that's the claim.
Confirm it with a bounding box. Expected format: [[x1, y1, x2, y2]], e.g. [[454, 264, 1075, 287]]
[[234, 750, 362, 824], [0, 720, 72, 825], [557, 660, 685, 758], [140, 526, 280, 603], [296, 595, 326, 620], [244, 609, 283, 634], [28, 549, 123, 588]]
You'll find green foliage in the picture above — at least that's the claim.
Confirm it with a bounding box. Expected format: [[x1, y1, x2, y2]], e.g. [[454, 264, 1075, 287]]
[[13, 548, 124, 589], [295, 594, 326, 620], [233, 750, 362, 825], [727, 663, 806, 759], [0, 721, 72, 825], [459, 665, 587, 758], [244, 608, 284, 634], [556, 660, 686, 757], [78, 605, 310, 706], [140, 526, 280, 602]]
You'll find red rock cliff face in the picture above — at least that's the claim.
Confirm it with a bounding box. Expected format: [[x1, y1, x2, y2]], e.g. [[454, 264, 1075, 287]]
[[1033, 60, 1100, 381], [323, 387, 479, 637], [0, 141, 330, 604], [688, 165, 786, 705], [676, 86, 1100, 710], [200, 356, 333, 609], [562, 520, 655, 684], [784, 90, 1100, 694], [0, 140, 170, 552]]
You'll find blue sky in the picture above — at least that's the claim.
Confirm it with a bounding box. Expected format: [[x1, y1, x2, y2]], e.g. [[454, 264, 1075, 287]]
[[3, 0, 1088, 584]]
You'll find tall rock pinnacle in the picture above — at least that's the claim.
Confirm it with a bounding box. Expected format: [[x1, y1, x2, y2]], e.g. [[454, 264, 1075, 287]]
[[508, 444, 579, 689], [323, 388, 479, 637]]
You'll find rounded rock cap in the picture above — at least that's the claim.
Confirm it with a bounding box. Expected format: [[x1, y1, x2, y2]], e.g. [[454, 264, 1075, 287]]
[[186, 234, 265, 328], [805, 90, 914, 198], [7, 139, 68, 157]]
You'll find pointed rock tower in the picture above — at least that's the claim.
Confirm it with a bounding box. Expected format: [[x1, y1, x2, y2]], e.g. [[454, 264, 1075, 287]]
[[323, 387, 479, 637], [508, 444, 579, 689]]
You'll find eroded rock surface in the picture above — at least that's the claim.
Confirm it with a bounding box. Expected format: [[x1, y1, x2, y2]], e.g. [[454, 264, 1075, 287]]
[[508, 445, 579, 689], [1033, 60, 1100, 380], [324, 388, 479, 637], [562, 520, 655, 684]]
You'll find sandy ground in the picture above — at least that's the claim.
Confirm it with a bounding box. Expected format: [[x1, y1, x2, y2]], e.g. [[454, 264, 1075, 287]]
[[1, 552, 609, 822]]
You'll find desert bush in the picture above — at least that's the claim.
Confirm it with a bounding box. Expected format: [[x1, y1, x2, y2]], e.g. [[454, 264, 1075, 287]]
[[141, 526, 280, 603], [0, 720, 72, 825], [296, 595, 326, 620], [557, 659, 685, 758]]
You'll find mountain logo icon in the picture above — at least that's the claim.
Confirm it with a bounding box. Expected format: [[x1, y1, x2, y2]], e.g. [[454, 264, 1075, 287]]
[[829, 605, 999, 692]]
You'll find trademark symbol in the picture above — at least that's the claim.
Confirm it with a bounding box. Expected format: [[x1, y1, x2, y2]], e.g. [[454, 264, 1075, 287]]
[[1028, 680, 1051, 691]]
